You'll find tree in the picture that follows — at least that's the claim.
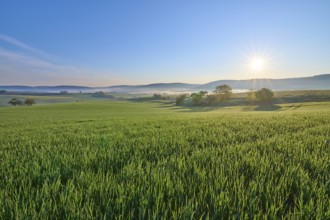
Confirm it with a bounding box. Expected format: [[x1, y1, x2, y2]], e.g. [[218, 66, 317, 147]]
[[206, 94, 217, 105], [191, 93, 202, 105], [247, 89, 256, 105], [24, 98, 36, 106], [214, 84, 232, 101], [191, 91, 208, 105], [255, 88, 274, 102], [8, 98, 22, 106], [175, 94, 187, 105], [153, 93, 162, 99], [93, 91, 106, 97], [199, 91, 208, 96]]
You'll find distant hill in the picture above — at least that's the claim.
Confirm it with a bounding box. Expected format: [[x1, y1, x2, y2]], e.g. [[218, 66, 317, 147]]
[[197, 74, 330, 91], [1, 74, 329, 93], [107, 83, 198, 93], [0, 85, 95, 93]]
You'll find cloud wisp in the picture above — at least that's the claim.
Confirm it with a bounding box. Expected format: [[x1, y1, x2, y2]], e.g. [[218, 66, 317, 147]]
[[0, 33, 71, 65], [0, 33, 122, 86]]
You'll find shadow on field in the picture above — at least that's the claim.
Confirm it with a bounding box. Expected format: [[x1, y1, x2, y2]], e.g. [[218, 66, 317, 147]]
[[153, 101, 222, 112], [254, 104, 282, 111], [279, 104, 302, 111], [129, 99, 306, 113], [156, 101, 283, 112], [174, 106, 222, 112]]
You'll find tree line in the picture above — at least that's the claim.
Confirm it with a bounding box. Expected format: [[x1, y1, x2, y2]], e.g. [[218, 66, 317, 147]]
[[176, 84, 274, 105], [8, 98, 36, 106]]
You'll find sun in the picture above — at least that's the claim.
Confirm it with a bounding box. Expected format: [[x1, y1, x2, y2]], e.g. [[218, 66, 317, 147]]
[[242, 47, 273, 77], [250, 57, 265, 71]]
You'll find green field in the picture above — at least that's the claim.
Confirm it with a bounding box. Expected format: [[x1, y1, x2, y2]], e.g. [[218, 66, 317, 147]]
[[0, 101, 330, 219]]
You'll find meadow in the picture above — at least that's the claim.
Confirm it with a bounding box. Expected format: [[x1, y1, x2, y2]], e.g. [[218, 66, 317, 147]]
[[0, 101, 329, 219]]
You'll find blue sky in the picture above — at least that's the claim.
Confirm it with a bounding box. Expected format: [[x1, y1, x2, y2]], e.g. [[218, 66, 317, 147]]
[[1, 0, 330, 86]]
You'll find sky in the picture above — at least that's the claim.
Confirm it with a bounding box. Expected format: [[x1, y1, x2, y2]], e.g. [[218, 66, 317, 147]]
[[0, 0, 330, 86]]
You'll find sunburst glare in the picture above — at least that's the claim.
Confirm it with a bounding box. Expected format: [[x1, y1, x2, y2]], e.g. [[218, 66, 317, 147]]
[[250, 57, 265, 71]]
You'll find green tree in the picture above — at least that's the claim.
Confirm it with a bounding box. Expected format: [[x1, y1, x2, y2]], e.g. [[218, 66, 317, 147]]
[[247, 89, 256, 105], [191, 91, 208, 105], [153, 94, 162, 99], [199, 91, 208, 96], [214, 84, 232, 101], [175, 94, 187, 105], [24, 98, 36, 106], [255, 88, 274, 102], [191, 93, 202, 105], [8, 98, 23, 106], [206, 94, 217, 105]]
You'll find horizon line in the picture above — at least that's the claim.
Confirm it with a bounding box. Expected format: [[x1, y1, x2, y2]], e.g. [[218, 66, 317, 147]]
[[0, 73, 329, 88]]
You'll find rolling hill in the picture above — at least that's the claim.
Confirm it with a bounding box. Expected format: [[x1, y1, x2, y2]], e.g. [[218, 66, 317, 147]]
[[1, 74, 329, 93], [196, 74, 330, 91]]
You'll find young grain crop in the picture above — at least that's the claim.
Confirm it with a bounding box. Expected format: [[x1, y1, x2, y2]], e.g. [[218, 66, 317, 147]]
[[0, 101, 329, 219]]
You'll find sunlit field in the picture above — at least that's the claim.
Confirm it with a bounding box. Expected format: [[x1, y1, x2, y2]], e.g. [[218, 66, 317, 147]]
[[1, 101, 329, 219]]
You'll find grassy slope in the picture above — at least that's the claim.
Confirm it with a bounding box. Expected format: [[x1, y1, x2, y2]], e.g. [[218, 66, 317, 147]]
[[0, 101, 329, 219]]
